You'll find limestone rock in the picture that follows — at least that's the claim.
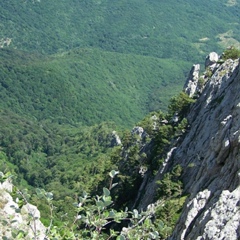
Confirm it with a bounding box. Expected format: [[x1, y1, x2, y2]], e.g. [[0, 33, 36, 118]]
[[169, 58, 240, 239], [131, 126, 144, 138], [205, 52, 219, 68], [184, 64, 200, 97], [135, 57, 240, 239], [0, 180, 47, 240], [110, 131, 122, 146]]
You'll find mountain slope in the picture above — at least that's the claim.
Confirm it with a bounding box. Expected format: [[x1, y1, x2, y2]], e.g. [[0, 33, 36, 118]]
[[135, 54, 240, 239], [0, 51, 239, 239], [0, 48, 188, 127], [169, 57, 240, 240], [0, 0, 239, 60]]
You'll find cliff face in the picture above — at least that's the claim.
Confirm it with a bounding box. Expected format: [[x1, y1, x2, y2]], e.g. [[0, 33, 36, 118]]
[[170, 57, 240, 239], [138, 56, 240, 239], [0, 54, 239, 239]]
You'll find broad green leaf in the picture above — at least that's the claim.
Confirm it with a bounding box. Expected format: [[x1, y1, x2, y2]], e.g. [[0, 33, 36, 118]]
[[117, 235, 126, 240], [103, 200, 113, 207], [103, 187, 110, 197], [108, 210, 115, 218], [96, 200, 104, 208]]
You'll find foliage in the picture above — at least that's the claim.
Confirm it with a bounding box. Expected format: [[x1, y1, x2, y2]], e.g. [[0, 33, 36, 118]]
[[0, 110, 120, 221], [0, 171, 165, 240], [174, 118, 188, 137], [1, 0, 239, 61], [154, 196, 187, 239], [155, 165, 186, 239], [168, 92, 195, 119], [137, 111, 166, 136], [198, 77, 205, 88], [157, 165, 183, 198], [0, 163, 186, 240], [0, 0, 235, 238], [107, 93, 194, 208], [222, 46, 240, 60], [0, 77, 195, 240], [205, 67, 213, 78], [0, 48, 187, 128], [0, 81, 195, 223]]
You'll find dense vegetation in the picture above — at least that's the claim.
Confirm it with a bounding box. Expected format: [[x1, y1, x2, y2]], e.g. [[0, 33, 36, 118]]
[[0, 90, 195, 231], [0, 0, 239, 238], [1, 0, 239, 127], [222, 46, 240, 60], [0, 48, 188, 127], [1, 91, 193, 239], [1, 0, 239, 60]]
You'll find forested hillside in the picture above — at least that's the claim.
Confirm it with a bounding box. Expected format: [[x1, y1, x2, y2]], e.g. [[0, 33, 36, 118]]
[[1, 49, 239, 239], [0, 0, 239, 238], [0, 0, 239, 127], [0, 48, 188, 127], [1, 0, 239, 59]]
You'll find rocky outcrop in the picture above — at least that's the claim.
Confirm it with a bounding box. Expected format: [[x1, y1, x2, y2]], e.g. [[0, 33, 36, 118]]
[[173, 187, 240, 240], [205, 52, 219, 69], [169, 57, 240, 240], [0, 179, 47, 240], [110, 131, 122, 146], [136, 56, 240, 239], [183, 64, 200, 97]]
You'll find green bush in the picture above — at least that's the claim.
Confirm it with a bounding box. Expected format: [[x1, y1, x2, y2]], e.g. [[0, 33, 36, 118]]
[[222, 47, 240, 60], [168, 92, 195, 119], [1, 171, 163, 240]]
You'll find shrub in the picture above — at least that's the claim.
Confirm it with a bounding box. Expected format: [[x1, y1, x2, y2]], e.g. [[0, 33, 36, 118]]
[[222, 46, 240, 60], [1, 171, 162, 240], [168, 92, 195, 118]]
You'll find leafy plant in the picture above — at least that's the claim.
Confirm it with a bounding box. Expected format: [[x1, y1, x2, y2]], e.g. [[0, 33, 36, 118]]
[[1, 171, 164, 240], [155, 165, 186, 239], [222, 47, 240, 60], [205, 67, 213, 78], [168, 92, 195, 119]]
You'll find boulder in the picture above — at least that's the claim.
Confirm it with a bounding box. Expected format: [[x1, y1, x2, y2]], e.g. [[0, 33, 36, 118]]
[[205, 52, 219, 68]]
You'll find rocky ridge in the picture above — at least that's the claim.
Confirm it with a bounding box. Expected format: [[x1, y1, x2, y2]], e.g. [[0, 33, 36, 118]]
[[170, 55, 240, 240], [0, 52, 239, 239], [136, 53, 240, 239]]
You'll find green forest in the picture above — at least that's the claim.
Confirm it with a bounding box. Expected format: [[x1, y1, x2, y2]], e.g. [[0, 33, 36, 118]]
[[0, 90, 196, 238], [0, 0, 239, 238], [0, 48, 189, 127], [1, 0, 239, 59]]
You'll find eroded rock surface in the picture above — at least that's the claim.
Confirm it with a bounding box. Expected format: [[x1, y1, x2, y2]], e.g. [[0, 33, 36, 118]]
[[184, 64, 200, 97], [169, 58, 240, 239], [136, 57, 240, 239], [0, 180, 47, 240]]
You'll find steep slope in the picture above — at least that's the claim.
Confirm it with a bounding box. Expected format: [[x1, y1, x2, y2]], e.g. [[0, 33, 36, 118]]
[[0, 51, 239, 239], [169, 57, 240, 240], [0, 48, 188, 127], [135, 55, 240, 239]]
